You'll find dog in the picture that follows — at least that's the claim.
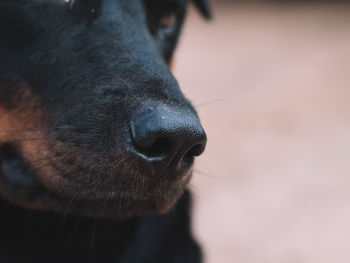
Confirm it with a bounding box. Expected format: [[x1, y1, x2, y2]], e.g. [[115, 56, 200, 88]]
[[0, 0, 210, 262]]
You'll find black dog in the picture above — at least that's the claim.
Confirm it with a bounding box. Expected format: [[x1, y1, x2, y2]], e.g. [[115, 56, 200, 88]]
[[0, 0, 210, 262]]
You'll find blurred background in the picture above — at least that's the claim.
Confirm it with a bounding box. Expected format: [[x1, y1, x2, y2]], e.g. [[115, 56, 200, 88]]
[[174, 1, 350, 262]]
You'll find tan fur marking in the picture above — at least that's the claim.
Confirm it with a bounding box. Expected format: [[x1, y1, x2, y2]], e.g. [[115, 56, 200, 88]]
[[168, 59, 174, 71], [0, 86, 51, 179]]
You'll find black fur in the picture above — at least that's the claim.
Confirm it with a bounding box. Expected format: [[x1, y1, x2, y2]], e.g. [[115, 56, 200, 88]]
[[0, 191, 201, 263], [0, 0, 210, 262]]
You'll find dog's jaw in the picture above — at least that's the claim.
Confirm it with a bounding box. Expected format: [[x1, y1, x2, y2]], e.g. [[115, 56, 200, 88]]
[[0, 141, 193, 219]]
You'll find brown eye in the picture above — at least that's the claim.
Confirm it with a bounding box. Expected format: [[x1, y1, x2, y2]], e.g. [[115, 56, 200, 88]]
[[160, 12, 177, 29], [158, 12, 178, 38]]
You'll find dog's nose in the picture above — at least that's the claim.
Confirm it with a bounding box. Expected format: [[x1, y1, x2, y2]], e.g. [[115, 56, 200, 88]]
[[130, 106, 207, 172]]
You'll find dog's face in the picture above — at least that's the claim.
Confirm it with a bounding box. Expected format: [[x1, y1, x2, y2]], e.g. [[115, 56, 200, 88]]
[[0, 0, 209, 218]]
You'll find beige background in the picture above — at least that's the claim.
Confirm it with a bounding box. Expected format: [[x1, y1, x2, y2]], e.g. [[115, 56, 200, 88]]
[[174, 2, 350, 263]]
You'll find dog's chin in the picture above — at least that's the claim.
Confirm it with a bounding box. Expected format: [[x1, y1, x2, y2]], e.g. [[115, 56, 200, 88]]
[[0, 149, 191, 219]]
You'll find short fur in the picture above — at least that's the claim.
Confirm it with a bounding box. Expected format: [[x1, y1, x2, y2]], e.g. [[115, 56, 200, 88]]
[[0, 0, 210, 262]]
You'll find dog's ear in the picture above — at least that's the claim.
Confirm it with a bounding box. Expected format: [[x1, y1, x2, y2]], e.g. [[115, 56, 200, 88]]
[[192, 0, 212, 19]]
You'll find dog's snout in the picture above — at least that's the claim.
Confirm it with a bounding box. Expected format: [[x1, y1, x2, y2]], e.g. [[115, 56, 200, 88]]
[[130, 106, 207, 172]]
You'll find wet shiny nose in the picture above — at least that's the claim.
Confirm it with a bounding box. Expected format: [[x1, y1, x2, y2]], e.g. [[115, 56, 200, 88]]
[[130, 105, 207, 172]]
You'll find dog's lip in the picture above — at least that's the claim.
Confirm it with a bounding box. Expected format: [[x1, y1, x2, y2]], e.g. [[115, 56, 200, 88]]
[[0, 154, 191, 217], [0, 154, 190, 200], [0, 155, 52, 206], [0, 157, 38, 187]]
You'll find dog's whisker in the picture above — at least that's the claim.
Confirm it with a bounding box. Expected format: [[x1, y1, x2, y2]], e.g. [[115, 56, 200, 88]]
[[194, 98, 231, 109], [188, 182, 205, 198], [40, 212, 58, 233], [0, 126, 76, 135], [30, 153, 63, 163], [89, 218, 97, 261], [189, 187, 202, 199], [29, 161, 54, 174], [63, 193, 79, 220], [102, 191, 112, 217], [65, 217, 82, 244], [192, 169, 221, 181], [7, 137, 50, 143]]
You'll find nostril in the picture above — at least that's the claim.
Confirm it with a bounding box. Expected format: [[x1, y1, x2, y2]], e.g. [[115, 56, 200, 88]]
[[134, 137, 172, 161], [182, 142, 206, 167]]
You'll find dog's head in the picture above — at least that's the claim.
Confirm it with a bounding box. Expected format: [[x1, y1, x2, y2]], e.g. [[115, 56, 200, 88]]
[[0, 0, 210, 218]]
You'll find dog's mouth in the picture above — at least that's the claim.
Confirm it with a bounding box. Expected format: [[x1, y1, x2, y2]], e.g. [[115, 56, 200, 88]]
[[0, 90, 205, 219], [0, 143, 192, 218]]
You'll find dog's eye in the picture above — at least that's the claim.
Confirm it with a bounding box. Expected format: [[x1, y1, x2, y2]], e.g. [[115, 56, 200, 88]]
[[158, 11, 178, 39], [160, 12, 177, 30]]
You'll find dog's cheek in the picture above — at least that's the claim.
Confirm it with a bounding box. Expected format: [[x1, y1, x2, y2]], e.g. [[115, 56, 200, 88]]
[[0, 85, 52, 180]]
